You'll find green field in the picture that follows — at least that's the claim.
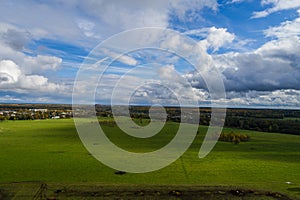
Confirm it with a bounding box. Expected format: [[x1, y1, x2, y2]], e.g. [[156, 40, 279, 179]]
[[0, 119, 300, 199]]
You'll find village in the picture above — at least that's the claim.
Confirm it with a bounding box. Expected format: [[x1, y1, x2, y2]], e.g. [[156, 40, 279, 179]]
[[0, 108, 72, 120]]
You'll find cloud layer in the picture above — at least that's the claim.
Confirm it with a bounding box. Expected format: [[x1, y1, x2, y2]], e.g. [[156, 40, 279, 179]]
[[252, 0, 300, 18], [0, 0, 299, 108]]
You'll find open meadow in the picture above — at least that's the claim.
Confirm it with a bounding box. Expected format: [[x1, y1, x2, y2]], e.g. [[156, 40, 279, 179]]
[[0, 118, 300, 199]]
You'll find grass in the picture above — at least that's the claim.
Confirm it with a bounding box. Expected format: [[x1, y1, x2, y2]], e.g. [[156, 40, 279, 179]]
[[0, 118, 300, 199]]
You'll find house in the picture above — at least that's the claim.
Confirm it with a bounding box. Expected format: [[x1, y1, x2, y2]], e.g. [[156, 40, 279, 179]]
[[29, 109, 48, 112], [51, 116, 60, 119]]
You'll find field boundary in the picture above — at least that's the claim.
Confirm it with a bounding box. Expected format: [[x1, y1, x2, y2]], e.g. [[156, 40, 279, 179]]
[[0, 182, 298, 200]]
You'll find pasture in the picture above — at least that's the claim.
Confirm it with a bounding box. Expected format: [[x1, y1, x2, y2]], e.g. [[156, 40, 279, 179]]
[[0, 118, 299, 199]]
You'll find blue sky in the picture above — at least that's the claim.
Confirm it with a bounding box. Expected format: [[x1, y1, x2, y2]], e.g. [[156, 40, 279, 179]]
[[0, 0, 300, 108]]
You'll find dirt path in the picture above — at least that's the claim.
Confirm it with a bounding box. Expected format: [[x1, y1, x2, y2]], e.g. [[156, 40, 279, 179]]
[[0, 183, 298, 200]]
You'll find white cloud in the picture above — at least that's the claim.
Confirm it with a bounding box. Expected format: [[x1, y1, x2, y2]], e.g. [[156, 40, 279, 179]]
[[256, 36, 300, 60], [0, 95, 22, 102], [157, 65, 178, 80], [91, 63, 202, 106], [117, 55, 137, 67], [75, 0, 218, 29], [252, 0, 300, 18], [229, 0, 246, 3], [0, 60, 21, 84], [224, 89, 300, 108], [183, 28, 208, 37], [0, 59, 61, 92], [251, 10, 269, 19], [264, 9, 300, 38], [0, 23, 63, 75], [0, 0, 219, 48], [169, 0, 218, 20], [183, 27, 236, 53], [101, 48, 138, 66], [162, 34, 181, 50], [198, 27, 235, 52], [23, 55, 62, 74], [77, 20, 96, 38]]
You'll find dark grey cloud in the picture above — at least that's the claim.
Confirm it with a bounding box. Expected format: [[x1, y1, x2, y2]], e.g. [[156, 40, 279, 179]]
[[1, 29, 31, 51], [0, 74, 10, 83], [187, 37, 300, 93], [222, 53, 300, 92]]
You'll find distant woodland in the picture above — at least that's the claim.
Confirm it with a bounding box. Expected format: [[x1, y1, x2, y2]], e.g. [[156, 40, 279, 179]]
[[0, 104, 299, 135]]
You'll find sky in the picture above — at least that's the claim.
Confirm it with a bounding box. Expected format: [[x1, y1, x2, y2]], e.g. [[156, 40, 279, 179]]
[[0, 0, 300, 108]]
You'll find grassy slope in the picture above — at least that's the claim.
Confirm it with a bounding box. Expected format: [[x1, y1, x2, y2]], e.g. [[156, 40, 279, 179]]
[[0, 119, 300, 198]]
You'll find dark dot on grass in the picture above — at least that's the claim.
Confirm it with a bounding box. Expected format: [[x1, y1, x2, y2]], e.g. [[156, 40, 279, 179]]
[[54, 189, 63, 193], [114, 171, 126, 175]]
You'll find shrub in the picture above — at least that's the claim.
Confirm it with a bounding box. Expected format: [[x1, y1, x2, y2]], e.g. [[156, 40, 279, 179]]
[[219, 131, 250, 144]]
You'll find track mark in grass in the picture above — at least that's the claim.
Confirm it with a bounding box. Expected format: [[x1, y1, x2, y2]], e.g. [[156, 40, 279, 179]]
[[218, 190, 226, 194], [180, 157, 189, 181], [0, 189, 6, 200], [49, 151, 65, 154], [287, 187, 300, 192], [287, 187, 300, 195]]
